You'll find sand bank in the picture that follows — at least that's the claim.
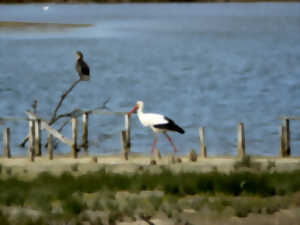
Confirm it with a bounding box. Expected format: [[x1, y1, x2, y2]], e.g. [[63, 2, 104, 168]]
[[1, 154, 300, 179]]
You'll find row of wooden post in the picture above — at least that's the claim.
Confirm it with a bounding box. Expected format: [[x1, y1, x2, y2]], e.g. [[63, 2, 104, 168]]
[[198, 123, 246, 159], [121, 118, 290, 159], [0, 118, 293, 160], [26, 112, 90, 161], [199, 120, 290, 158]]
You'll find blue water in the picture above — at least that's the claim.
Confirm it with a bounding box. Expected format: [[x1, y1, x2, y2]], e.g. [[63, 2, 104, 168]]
[[0, 3, 300, 156]]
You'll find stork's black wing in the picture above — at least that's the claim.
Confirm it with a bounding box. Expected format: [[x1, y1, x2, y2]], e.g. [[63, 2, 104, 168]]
[[153, 116, 185, 134]]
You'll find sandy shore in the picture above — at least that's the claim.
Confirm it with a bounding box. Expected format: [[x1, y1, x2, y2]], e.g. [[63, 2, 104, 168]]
[[1, 153, 300, 179]]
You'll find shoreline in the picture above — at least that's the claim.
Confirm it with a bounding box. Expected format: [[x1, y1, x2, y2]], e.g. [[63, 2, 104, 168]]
[[0, 21, 92, 30], [1, 154, 300, 179]]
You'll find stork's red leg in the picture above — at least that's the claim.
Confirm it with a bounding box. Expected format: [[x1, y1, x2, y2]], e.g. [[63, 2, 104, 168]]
[[163, 132, 178, 153], [151, 134, 158, 153]]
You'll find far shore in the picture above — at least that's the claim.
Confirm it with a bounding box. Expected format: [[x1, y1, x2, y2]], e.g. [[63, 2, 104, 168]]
[[0, 21, 91, 30]]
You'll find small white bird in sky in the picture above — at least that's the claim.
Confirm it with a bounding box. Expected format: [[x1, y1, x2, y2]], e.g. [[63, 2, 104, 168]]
[[42, 6, 49, 11], [129, 100, 184, 153]]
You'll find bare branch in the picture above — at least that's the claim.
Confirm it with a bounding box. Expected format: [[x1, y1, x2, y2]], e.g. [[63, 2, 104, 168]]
[[58, 119, 72, 132], [101, 96, 111, 110], [20, 89, 112, 149], [49, 79, 81, 124], [51, 108, 83, 124], [43, 98, 111, 149], [20, 135, 29, 147], [85, 97, 112, 114]]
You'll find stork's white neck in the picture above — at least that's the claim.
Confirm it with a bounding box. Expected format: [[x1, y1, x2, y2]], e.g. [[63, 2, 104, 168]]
[[137, 103, 144, 119]]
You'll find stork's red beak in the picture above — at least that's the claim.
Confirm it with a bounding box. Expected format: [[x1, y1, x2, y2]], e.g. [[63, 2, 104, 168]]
[[129, 104, 138, 115]]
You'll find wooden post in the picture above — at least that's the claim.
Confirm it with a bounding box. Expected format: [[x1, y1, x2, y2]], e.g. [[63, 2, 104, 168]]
[[47, 134, 53, 160], [82, 112, 89, 155], [121, 130, 128, 160], [237, 122, 245, 158], [28, 120, 35, 162], [280, 119, 290, 157], [283, 119, 291, 156], [34, 119, 42, 156], [3, 128, 11, 158], [154, 148, 161, 160], [199, 127, 207, 158], [125, 114, 131, 153], [280, 125, 285, 157], [188, 149, 198, 162], [72, 117, 78, 158]]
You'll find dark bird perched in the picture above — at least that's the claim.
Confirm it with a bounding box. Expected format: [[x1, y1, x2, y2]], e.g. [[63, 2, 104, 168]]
[[129, 101, 184, 153], [75, 51, 90, 81]]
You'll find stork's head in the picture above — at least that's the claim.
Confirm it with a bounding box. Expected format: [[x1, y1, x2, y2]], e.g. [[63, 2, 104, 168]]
[[76, 51, 83, 60], [129, 100, 144, 115]]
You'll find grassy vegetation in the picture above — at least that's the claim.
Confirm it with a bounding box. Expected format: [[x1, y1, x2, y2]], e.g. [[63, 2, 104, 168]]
[[0, 167, 300, 224], [1, 168, 300, 201]]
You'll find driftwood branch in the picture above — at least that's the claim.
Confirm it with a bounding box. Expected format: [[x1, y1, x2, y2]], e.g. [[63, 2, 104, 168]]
[[26, 111, 73, 147], [49, 79, 81, 124], [20, 79, 82, 147], [54, 108, 83, 122], [43, 97, 112, 149], [20, 89, 112, 148], [46, 118, 72, 149]]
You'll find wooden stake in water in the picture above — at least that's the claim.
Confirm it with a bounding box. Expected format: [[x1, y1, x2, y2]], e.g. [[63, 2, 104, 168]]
[[72, 117, 78, 158], [28, 120, 35, 162], [121, 130, 129, 160], [121, 114, 131, 160], [3, 127, 11, 158], [82, 112, 89, 155], [34, 119, 42, 156], [280, 119, 290, 157], [125, 114, 131, 153], [47, 134, 53, 160], [237, 122, 245, 158], [199, 127, 207, 158]]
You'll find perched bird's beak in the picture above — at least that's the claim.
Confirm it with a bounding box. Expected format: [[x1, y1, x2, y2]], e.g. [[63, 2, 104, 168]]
[[128, 104, 138, 116]]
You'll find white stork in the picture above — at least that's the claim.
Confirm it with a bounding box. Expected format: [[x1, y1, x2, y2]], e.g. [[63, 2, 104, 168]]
[[129, 101, 184, 153]]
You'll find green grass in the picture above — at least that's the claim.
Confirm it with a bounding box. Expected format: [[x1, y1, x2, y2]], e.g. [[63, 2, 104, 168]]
[[1, 169, 300, 202], [0, 210, 9, 225], [62, 196, 87, 215], [0, 168, 300, 224]]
